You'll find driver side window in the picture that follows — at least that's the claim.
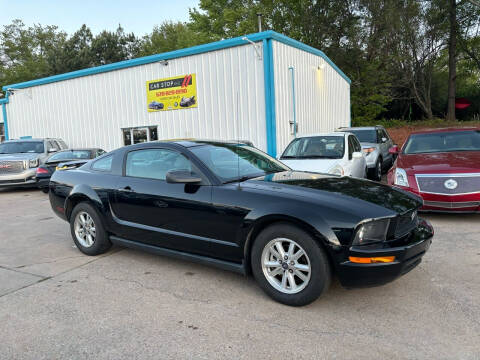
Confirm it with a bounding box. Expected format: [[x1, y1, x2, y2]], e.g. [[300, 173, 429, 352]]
[[125, 148, 193, 181]]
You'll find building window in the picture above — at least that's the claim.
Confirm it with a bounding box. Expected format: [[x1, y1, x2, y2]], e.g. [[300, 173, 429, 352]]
[[0, 124, 4, 143], [122, 126, 158, 146]]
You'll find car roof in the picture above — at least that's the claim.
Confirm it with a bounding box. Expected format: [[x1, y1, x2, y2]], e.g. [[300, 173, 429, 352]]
[[409, 127, 480, 135], [4, 138, 61, 142], [57, 148, 99, 152], [134, 139, 252, 148], [296, 132, 346, 138], [338, 126, 383, 130]]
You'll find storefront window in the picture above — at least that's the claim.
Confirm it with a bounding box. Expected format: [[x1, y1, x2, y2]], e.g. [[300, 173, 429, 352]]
[[123, 129, 132, 146], [133, 128, 148, 144], [122, 126, 159, 146]]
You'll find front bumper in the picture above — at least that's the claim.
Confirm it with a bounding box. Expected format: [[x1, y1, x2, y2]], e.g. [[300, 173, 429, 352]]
[[0, 169, 37, 188], [336, 219, 433, 288]]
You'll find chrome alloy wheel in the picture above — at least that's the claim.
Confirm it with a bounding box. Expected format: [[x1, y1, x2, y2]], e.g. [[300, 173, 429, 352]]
[[74, 211, 96, 248], [261, 238, 311, 294]]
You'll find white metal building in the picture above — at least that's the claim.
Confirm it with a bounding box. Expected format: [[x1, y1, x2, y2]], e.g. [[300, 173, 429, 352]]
[[0, 31, 351, 157]]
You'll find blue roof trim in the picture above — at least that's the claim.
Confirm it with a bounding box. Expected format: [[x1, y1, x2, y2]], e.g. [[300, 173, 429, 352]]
[[269, 32, 352, 84], [2, 30, 350, 91]]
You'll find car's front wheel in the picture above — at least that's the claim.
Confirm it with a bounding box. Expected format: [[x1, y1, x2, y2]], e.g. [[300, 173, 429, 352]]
[[70, 202, 111, 256], [251, 223, 331, 306]]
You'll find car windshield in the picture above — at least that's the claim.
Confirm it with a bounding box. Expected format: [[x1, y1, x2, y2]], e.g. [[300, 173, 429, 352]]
[[0, 141, 44, 154], [281, 136, 345, 159], [190, 144, 289, 183], [404, 130, 480, 154], [347, 130, 377, 143], [47, 150, 92, 162]]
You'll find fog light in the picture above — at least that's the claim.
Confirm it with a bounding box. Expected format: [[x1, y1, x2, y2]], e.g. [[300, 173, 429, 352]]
[[349, 256, 395, 264]]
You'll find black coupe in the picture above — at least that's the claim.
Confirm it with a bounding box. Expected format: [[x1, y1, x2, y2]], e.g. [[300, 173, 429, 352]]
[[49, 140, 433, 306]]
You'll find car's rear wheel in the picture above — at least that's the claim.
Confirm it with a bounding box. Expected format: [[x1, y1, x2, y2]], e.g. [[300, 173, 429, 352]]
[[70, 202, 111, 256], [374, 158, 383, 181], [251, 223, 331, 306]]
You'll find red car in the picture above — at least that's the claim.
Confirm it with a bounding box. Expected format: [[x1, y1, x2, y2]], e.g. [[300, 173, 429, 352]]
[[388, 128, 480, 212]]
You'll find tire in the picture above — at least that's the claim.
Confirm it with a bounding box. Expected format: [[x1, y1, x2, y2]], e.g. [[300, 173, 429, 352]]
[[251, 223, 331, 306], [70, 202, 111, 256], [373, 158, 383, 181]]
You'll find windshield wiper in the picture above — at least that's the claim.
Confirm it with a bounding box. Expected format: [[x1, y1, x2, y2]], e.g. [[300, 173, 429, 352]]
[[224, 174, 264, 184]]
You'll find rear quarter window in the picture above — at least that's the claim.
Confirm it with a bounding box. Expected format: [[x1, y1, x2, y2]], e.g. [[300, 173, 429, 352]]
[[91, 155, 113, 172]]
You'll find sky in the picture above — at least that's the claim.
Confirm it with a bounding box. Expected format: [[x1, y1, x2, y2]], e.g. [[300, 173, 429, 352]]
[[0, 0, 200, 36]]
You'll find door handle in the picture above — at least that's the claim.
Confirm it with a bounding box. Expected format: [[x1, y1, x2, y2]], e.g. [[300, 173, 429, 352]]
[[118, 186, 133, 192]]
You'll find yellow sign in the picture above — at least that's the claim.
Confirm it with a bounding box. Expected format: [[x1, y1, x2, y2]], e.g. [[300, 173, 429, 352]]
[[146, 74, 197, 112]]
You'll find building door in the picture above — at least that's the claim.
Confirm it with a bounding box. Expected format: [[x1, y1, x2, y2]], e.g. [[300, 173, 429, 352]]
[[122, 126, 158, 146]]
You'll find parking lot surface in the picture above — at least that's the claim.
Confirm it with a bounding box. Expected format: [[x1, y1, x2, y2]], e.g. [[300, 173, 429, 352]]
[[0, 188, 479, 359]]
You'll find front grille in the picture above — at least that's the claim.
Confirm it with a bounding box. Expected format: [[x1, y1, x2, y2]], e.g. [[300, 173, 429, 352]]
[[387, 209, 418, 240], [423, 200, 480, 209], [0, 161, 25, 175], [416, 174, 480, 195]]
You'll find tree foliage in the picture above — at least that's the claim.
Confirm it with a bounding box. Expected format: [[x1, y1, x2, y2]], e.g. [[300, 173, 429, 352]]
[[1, 0, 479, 122]]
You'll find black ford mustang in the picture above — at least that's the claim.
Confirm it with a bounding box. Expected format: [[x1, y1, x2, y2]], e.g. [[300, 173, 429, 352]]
[[49, 140, 433, 306]]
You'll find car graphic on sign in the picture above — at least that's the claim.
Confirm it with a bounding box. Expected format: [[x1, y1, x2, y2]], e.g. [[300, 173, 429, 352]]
[[180, 96, 195, 107], [148, 101, 164, 110]]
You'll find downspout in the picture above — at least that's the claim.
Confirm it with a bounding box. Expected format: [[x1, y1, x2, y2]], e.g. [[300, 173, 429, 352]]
[[288, 67, 297, 138], [262, 38, 277, 157]]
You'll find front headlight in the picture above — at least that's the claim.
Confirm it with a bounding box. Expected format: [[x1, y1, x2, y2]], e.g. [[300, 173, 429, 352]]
[[352, 218, 390, 245], [328, 165, 344, 176], [29, 159, 39, 168], [394, 168, 409, 187]]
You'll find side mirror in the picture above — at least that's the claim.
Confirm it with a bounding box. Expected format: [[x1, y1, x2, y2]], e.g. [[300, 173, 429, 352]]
[[352, 151, 363, 159], [381, 137, 388, 143], [389, 145, 399, 154], [48, 148, 57, 153], [166, 170, 202, 184]]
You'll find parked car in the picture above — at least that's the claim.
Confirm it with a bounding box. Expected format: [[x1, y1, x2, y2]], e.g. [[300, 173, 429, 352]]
[[36, 148, 106, 192], [338, 125, 395, 181], [49, 140, 433, 306], [0, 138, 68, 188], [279, 133, 367, 178], [388, 127, 480, 212], [179, 96, 196, 107], [148, 101, 164, 110]]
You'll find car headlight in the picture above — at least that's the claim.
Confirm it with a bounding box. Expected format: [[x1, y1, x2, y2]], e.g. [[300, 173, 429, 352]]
[[362, 147, 376, 156], [29, 159, 39, 168], [352, 218, 390, 245], [328, 165, 344, 176], [394, 168, 409, 187]]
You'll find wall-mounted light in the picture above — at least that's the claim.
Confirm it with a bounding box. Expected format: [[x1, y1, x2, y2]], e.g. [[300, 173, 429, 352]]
[[158, 60, 169, 66], [317, 64, 325, 71]]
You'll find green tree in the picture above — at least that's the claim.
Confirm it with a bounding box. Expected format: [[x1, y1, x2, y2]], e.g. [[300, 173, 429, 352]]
[[91, 25, 140, 65]]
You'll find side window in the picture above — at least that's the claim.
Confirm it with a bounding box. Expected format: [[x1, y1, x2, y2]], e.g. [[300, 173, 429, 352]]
[[47, 140, 60, 152], [376, 130, 382, 143], [58, 140, 68, 149], [91, 155, 113, 172], [348, 136, 355, 159], [353, 136, 362, 152], [381, 129, 390, 141], [125, 149, 193, 181]]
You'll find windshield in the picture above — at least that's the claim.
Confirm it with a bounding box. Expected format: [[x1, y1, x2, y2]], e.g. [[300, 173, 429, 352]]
[[190, 144, 289, 183], [281, 136, 345, 159], [347, 130, 377, 143], [404, 130, 480, 154], [0, 141, 44, 154], [47, 150, 91, 162]]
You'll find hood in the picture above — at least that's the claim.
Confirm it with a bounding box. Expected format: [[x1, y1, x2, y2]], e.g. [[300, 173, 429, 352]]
[[280, 159, 339, 173], [0, 153, 42, 161], [398, 151, 480, 174], [245, 171, 421, 215], [361, 142, 378, 149]]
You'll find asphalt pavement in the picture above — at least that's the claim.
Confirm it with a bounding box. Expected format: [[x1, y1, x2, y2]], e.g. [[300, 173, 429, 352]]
[[0, 188, 479, 359]]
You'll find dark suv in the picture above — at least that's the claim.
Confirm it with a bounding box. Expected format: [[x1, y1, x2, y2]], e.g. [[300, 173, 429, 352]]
[[0, 138, 68, 188]]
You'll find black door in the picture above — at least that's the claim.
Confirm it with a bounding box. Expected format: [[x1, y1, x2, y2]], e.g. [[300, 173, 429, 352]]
[[110, 147, 222, 257]]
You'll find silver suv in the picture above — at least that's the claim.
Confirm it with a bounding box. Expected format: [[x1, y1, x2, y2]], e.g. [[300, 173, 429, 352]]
[[0, 138, 68, 188], [337, 126, 394, 181]]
